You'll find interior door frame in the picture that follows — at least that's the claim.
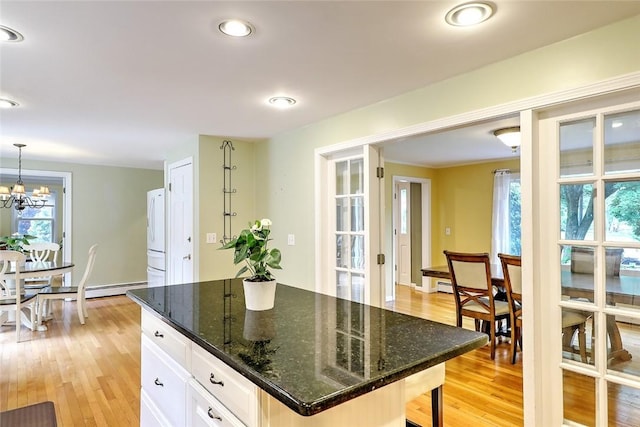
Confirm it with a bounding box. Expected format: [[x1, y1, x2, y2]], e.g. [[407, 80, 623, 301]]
[[166, 157, 195, 285], [314, 144, 385, 307], [312, 72, 640, 425], [391, 175, 432, 294], [0, 168, 72, 282]]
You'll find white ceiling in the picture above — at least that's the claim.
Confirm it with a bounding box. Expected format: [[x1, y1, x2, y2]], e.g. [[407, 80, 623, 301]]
[[1, 1, 639, 170]]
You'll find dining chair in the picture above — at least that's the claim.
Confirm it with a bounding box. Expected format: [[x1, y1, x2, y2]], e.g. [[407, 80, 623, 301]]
[[0, 250, 38, 342], [37, 244, 98, 326], [499, 253, 589, 363], [23, 242, 62, 320], [444, 250, 510, 360], [498, 253, 523, 364]]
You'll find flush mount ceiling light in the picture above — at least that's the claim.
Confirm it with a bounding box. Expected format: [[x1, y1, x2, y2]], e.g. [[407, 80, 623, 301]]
[[218, 19, 254, 37], [0, 25, 24, 42], [493, 126, 521, 152], [445, 2, 495, 26], [268, 96, 297, 108], [0, 98, 19, 108]]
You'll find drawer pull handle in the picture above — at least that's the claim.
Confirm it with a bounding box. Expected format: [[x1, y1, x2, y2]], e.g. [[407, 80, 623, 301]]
[[207, 407, 222, 421], [209, 373, 224, 387], [154, 378, 164, 387], [154, 331, 164, 338]]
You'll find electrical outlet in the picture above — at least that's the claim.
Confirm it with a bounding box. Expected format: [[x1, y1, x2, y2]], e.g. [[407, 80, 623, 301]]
[[287, 234, 295, 245], [445, 227, 451, 236], [206, 232, 217, 244]]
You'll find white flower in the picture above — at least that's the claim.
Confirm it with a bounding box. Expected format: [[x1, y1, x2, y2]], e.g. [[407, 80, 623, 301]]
[[261, 218, 272, 227]]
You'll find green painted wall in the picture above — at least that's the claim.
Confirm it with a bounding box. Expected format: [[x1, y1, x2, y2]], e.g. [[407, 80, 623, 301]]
[[256, 14, 640, 291], [0, 159, 163, 286], [197, 136, 259, 281]]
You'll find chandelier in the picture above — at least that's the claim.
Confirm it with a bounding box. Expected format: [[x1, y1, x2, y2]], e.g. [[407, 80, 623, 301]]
[[0, 143, 50, 213]]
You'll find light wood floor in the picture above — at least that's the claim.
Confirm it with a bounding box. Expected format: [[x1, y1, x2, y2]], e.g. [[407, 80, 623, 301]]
[[1, 287, 526, 426]]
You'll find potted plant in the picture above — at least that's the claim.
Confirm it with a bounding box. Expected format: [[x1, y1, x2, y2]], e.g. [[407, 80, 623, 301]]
[[0, 233, 36, 252], [221, 219, 282, 311]]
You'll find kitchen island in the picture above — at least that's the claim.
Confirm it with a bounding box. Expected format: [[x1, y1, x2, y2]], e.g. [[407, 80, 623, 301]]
[[128, 279, 487, 426]]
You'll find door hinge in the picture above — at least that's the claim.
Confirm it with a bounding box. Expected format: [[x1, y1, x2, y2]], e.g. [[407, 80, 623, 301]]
[[168, 183, 172, 191], [376, 167, 384, 178], [377, 254, 385, 265]]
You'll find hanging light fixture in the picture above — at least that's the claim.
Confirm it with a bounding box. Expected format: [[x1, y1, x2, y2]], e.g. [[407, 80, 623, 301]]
[[0, 144, 50, 213], [493, 126, 521, 152]]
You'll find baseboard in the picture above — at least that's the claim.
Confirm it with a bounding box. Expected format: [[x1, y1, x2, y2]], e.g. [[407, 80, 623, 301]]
[[86, 282, 147, 298], [436, 280, 453, 293]]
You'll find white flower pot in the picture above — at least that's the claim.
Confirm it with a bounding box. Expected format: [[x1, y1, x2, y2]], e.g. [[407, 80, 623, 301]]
[[242, 279, 277, 311], [243, 309, 275, 341]]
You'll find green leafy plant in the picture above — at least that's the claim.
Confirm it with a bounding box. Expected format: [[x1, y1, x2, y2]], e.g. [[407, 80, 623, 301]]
[[221, 219, 282, 281], [0, 234, 36, 251]]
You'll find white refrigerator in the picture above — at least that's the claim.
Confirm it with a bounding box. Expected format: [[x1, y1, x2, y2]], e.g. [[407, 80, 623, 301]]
[[147, 188, 166, 287]]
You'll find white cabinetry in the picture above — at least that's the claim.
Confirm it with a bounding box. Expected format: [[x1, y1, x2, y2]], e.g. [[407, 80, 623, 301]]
[[140, 310, 258, 427]]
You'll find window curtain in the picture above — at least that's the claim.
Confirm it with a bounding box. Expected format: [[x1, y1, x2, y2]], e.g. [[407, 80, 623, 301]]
[[491, 170, 511, 265]]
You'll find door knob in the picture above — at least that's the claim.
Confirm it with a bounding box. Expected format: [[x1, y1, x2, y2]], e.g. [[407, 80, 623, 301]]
[[183, 254, 191, 260]]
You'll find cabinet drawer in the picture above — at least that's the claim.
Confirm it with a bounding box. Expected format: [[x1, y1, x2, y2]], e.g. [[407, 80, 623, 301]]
[[187, 379, 246, 427], [192, 345, 257, 427], [140, 389, 171, 427], [142, 309, 190, 368], [141, 335, 189, 427]]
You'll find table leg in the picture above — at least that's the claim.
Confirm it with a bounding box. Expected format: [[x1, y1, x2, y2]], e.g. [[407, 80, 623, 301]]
[[607, 315, 631, 363]]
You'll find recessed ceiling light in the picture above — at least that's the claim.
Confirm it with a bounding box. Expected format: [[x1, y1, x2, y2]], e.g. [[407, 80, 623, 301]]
[[0, 25, 24, 42], [218, 19, 254, 37], [445, 2, 495, 27], [268, 97, 297, 108], [0, 98, 19, 108]]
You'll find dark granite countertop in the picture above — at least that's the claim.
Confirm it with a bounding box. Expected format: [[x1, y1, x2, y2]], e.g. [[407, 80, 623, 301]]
[[127, 280, 487, 416]]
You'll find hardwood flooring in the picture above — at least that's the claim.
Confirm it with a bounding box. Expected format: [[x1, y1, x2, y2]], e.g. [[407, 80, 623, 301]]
[[1, 287, 526, 426], [4, 286, 639, 426], [1, 296, 141, 426]]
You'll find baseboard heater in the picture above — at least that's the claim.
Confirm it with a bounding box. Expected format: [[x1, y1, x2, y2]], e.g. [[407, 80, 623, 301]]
[[437, 280, 452, 293], [86, 282, 147, 299]]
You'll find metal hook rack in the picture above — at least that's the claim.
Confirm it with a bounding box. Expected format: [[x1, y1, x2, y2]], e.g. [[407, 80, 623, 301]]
[[220, 140, 237, 244]]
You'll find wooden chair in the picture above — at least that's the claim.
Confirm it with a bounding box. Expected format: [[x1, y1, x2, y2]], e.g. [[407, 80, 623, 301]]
[[37, 244, 98, 326], [499, 253, 589, 363], [0, 250, 38, 342], [498, 253, 523, 364], [23, 242, 62, 319], [444, 250, 510, 360]]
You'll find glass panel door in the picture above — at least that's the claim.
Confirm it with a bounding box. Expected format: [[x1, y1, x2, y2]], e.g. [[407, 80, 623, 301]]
[[335, 157, 366, 302], [557, 106, 640, 426]]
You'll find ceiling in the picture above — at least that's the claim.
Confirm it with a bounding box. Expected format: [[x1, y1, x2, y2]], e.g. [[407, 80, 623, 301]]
[[1, 1, 639, 170]]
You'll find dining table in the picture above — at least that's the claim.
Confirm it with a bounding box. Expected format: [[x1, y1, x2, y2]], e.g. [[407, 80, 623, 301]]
[[422, 264, 639, 363], [3, 260, 75, 331]]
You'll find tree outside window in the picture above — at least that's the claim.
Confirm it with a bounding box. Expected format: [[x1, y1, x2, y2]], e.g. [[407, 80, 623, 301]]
[[13, 194, 56, 243]]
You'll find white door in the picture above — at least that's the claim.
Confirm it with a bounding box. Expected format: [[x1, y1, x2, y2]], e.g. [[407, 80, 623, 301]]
[[536, 99, 640, 426], [396, 181, 411, 286], [315, 144, 384, 307], [168, 159, 194, 285]]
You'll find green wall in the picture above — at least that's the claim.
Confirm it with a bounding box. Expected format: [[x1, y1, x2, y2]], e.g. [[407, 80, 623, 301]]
[[256, 14, 640, 291], [0, 159, 163, 287]]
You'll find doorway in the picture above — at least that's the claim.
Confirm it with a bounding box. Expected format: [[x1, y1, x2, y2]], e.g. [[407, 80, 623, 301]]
[[167, 158, 194, 285], [392, 176, 431, 294]]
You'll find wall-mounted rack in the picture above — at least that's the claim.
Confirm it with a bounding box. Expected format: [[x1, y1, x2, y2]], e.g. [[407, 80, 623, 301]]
[[221, 140, 237, 244]]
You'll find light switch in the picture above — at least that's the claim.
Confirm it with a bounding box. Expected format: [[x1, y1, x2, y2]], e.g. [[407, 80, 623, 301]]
[[445, 227, 451, 236], [287, 234, 295, 246], [206, 232, 217, 244]]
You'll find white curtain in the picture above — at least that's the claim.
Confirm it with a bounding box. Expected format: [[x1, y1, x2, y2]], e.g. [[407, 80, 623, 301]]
[[491, 170, 511, 265]]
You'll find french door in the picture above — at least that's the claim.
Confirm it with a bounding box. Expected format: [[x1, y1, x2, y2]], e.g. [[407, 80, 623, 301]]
[[315, 144, 384, 307], [538, 99, 640, 426]]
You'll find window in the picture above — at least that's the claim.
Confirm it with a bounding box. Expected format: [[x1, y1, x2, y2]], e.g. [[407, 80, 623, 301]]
[[491, 171, 521, 263], [13, 191, 56, 243]]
